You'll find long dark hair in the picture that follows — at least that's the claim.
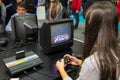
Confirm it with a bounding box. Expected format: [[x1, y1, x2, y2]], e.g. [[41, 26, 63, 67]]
[[83, 1, 120, 80], [46, 0, 60, 19]]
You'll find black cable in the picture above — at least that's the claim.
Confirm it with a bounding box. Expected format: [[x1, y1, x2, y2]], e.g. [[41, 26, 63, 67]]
[[33, 67, 57, 77], [24, 71, 38, 80], [0, 41, 24, 52], [16, 40, 36, 48], [7, 40, 36, 51], [6, 40, 24, 51], [16, 40, 24, 48], [7, 45, 18, 50], [0, 47, 6, 52]]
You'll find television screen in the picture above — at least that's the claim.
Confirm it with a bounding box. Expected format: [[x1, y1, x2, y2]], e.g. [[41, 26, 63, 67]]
[[51, 23, 71, 44], [40, 19, 74, 53], [11, 14, 38, 42]]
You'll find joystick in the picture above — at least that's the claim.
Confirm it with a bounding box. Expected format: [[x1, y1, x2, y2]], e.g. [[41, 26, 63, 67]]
[[63, 56, 71, 64]]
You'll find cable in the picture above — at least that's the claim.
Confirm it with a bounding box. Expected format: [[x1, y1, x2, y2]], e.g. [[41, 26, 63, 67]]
[[33, 67, 57, 77], [16, 40, 24, 48], [6, 40, 36, 51], [16, 40, 36, 48], [24, 71, 38, 80], [0, 47, 6, 52]]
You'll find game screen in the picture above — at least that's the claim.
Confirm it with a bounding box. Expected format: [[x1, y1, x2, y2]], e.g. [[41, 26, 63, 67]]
[[51, 23, 71, 44]]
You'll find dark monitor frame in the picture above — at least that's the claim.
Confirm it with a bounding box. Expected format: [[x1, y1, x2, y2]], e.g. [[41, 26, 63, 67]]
[[11, 14, 38, 42], [40, 19, 74, 53]]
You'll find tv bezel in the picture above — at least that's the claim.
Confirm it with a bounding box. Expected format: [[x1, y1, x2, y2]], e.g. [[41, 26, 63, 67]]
[[11, 14, 38, 42], [40, 19, 74, 53]]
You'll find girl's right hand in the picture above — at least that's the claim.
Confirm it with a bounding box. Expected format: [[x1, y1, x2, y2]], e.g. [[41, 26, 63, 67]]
[[64, 54, 82, 66]]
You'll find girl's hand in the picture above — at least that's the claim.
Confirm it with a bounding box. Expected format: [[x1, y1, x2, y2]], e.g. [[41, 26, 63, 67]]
[[64, 54, 82, 66], [56, 59, 65, 71]]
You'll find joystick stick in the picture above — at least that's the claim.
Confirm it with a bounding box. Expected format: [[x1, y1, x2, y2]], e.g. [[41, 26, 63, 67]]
[[64, 56, 71, 64]]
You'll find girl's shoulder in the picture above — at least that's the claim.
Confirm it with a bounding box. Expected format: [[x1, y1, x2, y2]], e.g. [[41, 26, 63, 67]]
[[83, 53, 99, 71]]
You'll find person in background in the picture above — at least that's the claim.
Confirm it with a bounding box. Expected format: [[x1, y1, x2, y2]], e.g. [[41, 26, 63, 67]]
[[3, 0, 23, 25], [24, 0, 36, 14], [69, 0, 82, 29], [59, 0, 68, 9], [0, 0, 6, 33], [46, 0, 63, 21], [37, 0, 45, 6], [116, 0, 120, 21], [6, 2, 27, 31], [82, 0, 111, 18], [56, 1, 120, 80], [0, 0, 6, 26], [116, 0, 120, 31], [16, 0, 23, 3]]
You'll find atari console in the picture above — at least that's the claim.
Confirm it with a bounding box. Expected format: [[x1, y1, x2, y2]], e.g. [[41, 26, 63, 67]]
[[2, 51, 43, 75]]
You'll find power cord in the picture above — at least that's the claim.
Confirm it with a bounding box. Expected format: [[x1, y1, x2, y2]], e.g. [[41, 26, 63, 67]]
[[0, 47, 6, 52], [33, 67, 57, 77], [16, 40, 36, 48], [24, 71, 38, 80], [0, 40, 24, 52], [7, 40, 36, 51], [16, 40, 24, 48]]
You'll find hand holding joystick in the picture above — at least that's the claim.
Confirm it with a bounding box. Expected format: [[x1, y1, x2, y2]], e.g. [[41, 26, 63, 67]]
[[63, 56, 71, 64]]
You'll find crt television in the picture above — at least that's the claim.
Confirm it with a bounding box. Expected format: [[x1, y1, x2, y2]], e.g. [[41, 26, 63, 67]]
[[40, 19, 74, 53], [11, 14, 38, 42]]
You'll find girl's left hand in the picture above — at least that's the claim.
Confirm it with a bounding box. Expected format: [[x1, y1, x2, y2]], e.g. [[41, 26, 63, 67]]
[[56, 59, 65, 71]]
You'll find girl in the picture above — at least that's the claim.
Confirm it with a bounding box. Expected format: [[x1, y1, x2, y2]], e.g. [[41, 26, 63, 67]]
[[56, 1, 120, 80], [46, 0, 63, 21]]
